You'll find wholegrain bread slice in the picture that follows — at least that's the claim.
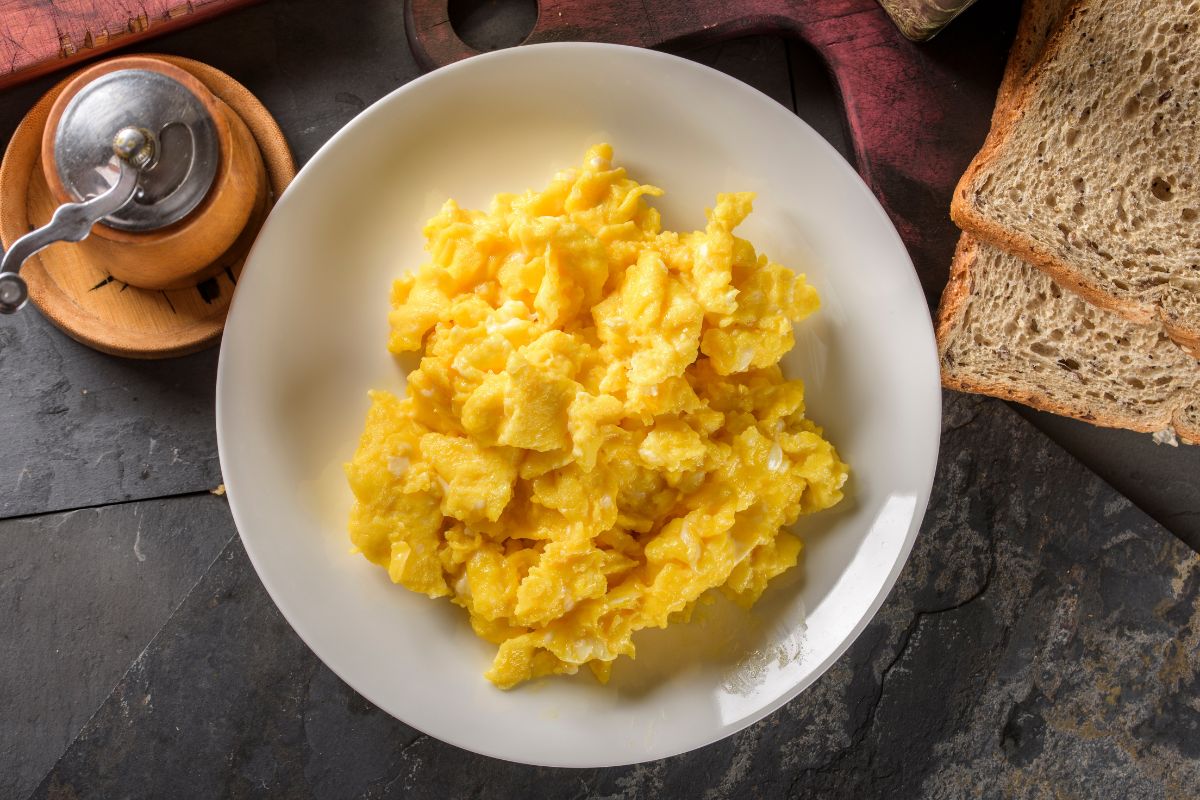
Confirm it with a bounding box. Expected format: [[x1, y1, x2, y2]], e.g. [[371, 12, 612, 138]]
[[937, 235, 1200, 443], [937, 0, 1200, 444], [952, 0, 1200, 356]]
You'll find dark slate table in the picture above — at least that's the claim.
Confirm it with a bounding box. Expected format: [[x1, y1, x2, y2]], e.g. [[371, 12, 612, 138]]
[[2, 2, 1198, 798]]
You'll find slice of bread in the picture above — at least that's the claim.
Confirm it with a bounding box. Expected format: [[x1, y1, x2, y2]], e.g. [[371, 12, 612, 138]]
[[952, 0, 1200, 356], [937, 0, 1200, 444], [937, 235, 1200, 443]]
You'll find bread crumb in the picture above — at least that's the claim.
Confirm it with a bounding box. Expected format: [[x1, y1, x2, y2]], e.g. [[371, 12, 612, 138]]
[[210, 484, 227, 496], [1151, 428, 1179, 447]]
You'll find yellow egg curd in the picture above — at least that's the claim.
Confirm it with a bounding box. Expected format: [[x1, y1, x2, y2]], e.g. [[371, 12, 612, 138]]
[[345, 144, 848, 689]]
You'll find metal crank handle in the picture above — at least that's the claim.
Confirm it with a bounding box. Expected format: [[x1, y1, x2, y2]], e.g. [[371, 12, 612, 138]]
[[0, 127, 154, 314]]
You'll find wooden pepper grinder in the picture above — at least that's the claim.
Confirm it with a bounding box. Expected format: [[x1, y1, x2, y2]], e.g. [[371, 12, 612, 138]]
[[0, 55, 295, 357]]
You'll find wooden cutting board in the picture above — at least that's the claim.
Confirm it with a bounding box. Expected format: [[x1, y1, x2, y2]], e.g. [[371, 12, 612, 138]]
[[0, 0, 262, 90], [405, 0, 1015, 300]]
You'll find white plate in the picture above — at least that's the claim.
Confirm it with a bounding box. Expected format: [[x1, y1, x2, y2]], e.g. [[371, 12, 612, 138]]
[[217, 42, 941, 768]]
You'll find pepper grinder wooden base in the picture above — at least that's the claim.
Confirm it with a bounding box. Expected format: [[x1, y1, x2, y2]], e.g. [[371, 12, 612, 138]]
[[0, 55, 295, 359]]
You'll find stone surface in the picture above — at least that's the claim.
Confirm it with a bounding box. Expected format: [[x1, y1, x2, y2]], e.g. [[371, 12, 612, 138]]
[[0, 493, 234, 799], [1015, 406, 1200, 553], [31, 395, 1200, 799], [0, 315, 223, 519]]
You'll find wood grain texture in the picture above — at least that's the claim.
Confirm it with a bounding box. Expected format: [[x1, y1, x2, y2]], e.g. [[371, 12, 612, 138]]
[[407, 0, 987, 300], [0, 54, 293, 358], [0, 0, 263, 89], [38, 56, 267, 290]]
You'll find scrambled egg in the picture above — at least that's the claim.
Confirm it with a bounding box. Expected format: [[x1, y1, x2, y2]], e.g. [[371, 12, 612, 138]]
[[346, 145, 848, 689]]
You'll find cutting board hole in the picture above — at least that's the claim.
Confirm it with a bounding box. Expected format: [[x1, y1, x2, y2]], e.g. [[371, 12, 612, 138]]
[[449, 0, 538, 51]]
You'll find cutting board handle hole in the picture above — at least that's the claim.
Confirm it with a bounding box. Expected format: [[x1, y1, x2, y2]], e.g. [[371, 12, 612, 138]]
[[448, 0, 539, 52]]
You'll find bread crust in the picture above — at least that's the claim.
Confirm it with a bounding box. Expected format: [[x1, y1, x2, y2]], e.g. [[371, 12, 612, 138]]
[[1178, 408, 1200, 445], [933, 235, 976, 350], [950, 1, 1200, 358], [992, 0, 1076, 126]]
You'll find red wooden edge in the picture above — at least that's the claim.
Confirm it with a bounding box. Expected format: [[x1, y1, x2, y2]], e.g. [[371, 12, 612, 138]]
[[0, 0, 264, 91]]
